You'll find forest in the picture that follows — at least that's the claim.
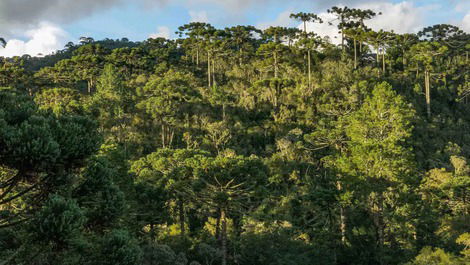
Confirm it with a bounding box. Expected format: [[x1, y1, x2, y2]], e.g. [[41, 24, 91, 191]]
[[0, 6, 469, 265]]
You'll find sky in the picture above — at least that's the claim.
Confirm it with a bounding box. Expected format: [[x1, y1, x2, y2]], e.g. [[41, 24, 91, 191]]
[[0, 0, 469, 57]]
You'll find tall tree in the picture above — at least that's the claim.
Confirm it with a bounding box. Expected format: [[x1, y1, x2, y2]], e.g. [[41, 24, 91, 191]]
[[196, 152, 268, 265], [340, 82, 416, 263], [327, 6, 354, 51], [290, 12, 323, 88], [410, 41, 448, 118]]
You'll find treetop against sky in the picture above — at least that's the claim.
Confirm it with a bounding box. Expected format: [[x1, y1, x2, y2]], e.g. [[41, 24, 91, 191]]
[[0, 0, 468, 57]]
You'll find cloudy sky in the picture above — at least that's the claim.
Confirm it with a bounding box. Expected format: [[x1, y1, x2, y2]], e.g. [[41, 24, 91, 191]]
[[0, 0, 469, 57]]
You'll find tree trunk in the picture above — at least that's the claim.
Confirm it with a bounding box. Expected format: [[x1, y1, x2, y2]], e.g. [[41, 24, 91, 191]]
[[222, 104, 226, 121], [341, 28, 345, 52], [87, 80, 92, 94], [354, 38, 357, 69], [425, 70, 431, 119], [336, 181, 347, 244], [402, 48, 406, 70], [212, 59, 216, 86], [372, 193, 385, 265], [215, 208, 221, 242], [382, 48, 386, 74], [376, 45, 380, 68], [308, 49, 311, 89], [221, 208, 228, 265], [208, 52, 211, 87], [179, 199, 185, 237], [161, 124, 166, 148], [150, 222, 155, 242], [274, 51, 278, 78]]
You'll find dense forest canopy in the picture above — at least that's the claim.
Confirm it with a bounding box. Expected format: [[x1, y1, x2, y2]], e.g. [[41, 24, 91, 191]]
[[0, 6, 469, 265]]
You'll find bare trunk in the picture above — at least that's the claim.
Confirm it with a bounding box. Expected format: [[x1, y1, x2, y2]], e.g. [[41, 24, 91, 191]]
[[341, 29, 345, 52], [274, 51, 278, 78], [221, 208, 228, 265], [168, 129, 174, 149], [376, 45, 380, 68], [215, 208, 221, 241], [337, 181, 346, 244], [222, 104, 226, 121], [150, 222, 155, 242], [308, 49, 311, 89], [87, 80, 92, 94], [382, 48, 386, 74], [161, 124, 166, 148], [354, 38, 357, 69], [208, 51, 211, 87], [425, 70, 431, 119], [179, 199, 185, 237], [372, 193, 385, 265], [212, 59, 216, 86]]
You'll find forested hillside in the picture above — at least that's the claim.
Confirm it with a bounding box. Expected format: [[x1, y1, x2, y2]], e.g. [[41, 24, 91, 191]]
[[1, 6, 469, 265]]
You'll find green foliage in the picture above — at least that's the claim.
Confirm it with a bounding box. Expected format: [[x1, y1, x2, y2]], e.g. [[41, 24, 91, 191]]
[[142, 244, 188, 265], [96, 229, 142, 265], [1, 9, 469, 265], [407, 247, 459, 265], [34, 195, 85, 246], [34, 87, 83, 115], [74, 156, 125, 229]]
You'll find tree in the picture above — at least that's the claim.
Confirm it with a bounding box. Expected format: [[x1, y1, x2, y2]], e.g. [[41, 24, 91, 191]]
[[0, 90, 100, 228], [130, 149, 211, 238], [290, 12, 323, 88], [137, 70, 200, 148], [74, 156, 125, 230], [177, 22, 215, 68], [196, 152, 268, 265], [410, 41, 448, 118], [365, 30, 395, 74], [35, 195, 84, 245], [71, 44, 108, 93], [34, 87, 83, 115], [90, 64, 132, 149], [225, 26, 260, 66], [340, 82, 416, 263], [96, 229, 142, 265], [258, 26, 291, 79], [344, 8, 378, 69], [327, 6, 354, 51], [1, 11, 470, 265], [0, 38, 6, 48]]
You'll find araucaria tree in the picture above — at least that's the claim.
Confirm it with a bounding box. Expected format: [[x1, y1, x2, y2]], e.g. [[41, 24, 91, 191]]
[[0, 5, 469, 265]]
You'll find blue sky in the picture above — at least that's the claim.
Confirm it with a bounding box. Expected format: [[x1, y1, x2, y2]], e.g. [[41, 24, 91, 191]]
[[0, 0, 469, 57], [64, 0, 469, 40]]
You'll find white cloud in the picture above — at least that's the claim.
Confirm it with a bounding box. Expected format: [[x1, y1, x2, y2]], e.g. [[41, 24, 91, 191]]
[[0, 22, 69, 57], [358, 1, 427, 34], [189, 10, 209, 22], [303, 12, 340, 44], [149, 26, 171, 39], [257, 10, 294, 30], [461, 12, 470, 32], [305, 1, 427, 44]]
